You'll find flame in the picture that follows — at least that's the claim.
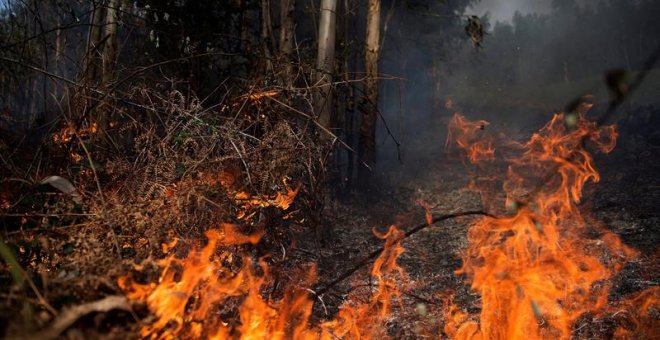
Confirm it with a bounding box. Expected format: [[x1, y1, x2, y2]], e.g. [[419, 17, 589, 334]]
[[234, 184, 300, 219], [444, 112, 655, 339], [53, 122, 98, 144], [416, 199, 433, 225], [446, 113, 495, 163], [120, 224, 406, 339], [319, 225, 407, 338], [609, 286, 660, 339], [162, 169, 299, 221]]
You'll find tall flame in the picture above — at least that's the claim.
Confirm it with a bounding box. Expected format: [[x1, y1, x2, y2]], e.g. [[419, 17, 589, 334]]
[[444, 112, 657, 339]]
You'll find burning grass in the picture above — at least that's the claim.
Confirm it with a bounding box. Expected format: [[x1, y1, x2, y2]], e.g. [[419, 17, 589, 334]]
[[119, 224, 407, 339], [0, 84, 658, 339]]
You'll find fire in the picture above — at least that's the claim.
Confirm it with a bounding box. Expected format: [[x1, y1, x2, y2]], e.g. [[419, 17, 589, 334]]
[[162, 169, 299, 221], [53, 122, 98, 143], [446, 113, 494, 163], [119, 223, 406, 339], [444, 112, 657, 339], [234, 183, 300, 219]]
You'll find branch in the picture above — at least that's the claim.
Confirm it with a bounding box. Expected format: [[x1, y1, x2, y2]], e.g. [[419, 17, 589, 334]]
[[30, 296, 130, 340], [314, 210, 493, 296]]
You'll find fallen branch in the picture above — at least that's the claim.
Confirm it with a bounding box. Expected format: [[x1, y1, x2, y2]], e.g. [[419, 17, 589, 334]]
[[30, 296, 130, 340], [314, 210, 493, 296]]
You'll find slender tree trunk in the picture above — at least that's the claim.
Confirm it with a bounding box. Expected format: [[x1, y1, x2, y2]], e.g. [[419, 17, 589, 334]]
[[54, 16, 62, 75], [344, 0, 357, 191], [315, 0, 337, 130], [279, 0, 295, 87], [102, 0, 119, 85], [261, 0, 274, 74], [358, 0, 380, 185], [84, 0, 104, 86]]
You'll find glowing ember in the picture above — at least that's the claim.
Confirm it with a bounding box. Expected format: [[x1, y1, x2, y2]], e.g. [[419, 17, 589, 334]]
[[444, 111, 658, 339], [53, 122, 98, 143], [242, 90, 279, 101]]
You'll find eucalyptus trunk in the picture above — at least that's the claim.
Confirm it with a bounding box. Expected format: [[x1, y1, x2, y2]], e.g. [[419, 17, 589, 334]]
[[279, 0, 295, 87], [102, 0, 119, 86], [358, 0, 380, 185], [315, 0, 337, 130], [83, 0, 104, 85]]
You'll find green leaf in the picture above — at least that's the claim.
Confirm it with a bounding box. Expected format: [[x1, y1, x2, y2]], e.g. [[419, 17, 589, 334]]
[[0, 236, 26, 286]]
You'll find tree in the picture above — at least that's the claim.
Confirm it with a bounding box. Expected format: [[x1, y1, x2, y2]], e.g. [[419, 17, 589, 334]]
[[358, 0, 380, 185], [279, 0, 295, 87], [315, 0, 338, 130], [101, 0, 119, 85]]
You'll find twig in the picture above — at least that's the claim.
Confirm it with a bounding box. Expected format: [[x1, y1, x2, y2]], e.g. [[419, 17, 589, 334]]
[[75, 135, 105, 206], [30, 296, 130, 340], [267, 96, 372, 172], [314, 210, 492, 296], [229, 138, 255, 190]]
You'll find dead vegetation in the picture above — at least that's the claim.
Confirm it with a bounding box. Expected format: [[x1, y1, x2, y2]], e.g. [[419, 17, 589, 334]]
[[0, 79, 334, 337]]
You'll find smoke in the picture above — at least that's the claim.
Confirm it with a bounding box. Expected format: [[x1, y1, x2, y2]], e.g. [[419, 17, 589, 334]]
[[468, 0, 552, 23], [376, 0, 660, 175]]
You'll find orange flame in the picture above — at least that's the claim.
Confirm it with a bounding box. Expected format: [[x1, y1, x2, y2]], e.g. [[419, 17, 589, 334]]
[[120, 224, 406, 339], [53, 122, 98, 144], [444, 111, 654, 339], [416, 199, 433, 225], [446, 113, 495, 163]]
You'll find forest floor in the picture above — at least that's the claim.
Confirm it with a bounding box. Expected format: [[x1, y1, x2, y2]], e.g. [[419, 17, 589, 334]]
[[1, 106, 658, 338]]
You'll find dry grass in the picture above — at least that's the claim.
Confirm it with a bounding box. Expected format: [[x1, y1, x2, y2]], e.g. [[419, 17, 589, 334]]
[[0, 81, 331, 337]]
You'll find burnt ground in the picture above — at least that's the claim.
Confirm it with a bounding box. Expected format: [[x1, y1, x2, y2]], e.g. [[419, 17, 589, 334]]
[[294, 106, 660, 338]]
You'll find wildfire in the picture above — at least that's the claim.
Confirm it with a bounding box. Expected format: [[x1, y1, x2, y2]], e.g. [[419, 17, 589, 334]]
[[444, 111, 658, 339], [120, 222, 406, 339], [118, 108, 657, 339]]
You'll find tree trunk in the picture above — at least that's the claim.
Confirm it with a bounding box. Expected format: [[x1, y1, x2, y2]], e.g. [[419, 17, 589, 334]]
[[358, 0, 380, 185], [102, 0, 119, 86], [315, 0, 337, 130], [261, 0, 274, 74], [343, 0, 357, 192], [279, 0, 295, 87], [84, 0, 104, 86]]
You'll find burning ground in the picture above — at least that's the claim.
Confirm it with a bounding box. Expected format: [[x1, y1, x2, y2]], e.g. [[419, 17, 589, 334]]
[[1, 93, 659, 339]]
